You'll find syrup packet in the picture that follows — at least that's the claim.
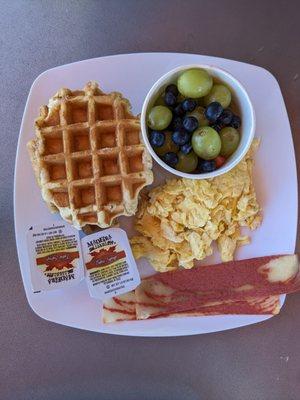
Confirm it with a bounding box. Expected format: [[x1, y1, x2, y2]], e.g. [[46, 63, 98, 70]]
[[27, 223, 84, 292], [81, 228, 141, 299]]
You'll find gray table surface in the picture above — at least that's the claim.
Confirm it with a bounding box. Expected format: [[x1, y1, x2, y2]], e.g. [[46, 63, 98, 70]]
[[1, 1, 300, 399]]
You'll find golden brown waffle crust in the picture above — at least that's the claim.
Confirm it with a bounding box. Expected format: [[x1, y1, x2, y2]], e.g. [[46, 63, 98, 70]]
[[27, 81, 153, 229]]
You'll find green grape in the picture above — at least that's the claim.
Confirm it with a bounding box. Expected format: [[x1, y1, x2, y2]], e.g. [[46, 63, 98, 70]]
[[192, 126, 221, 160], [188, 106, 209, 127], [176, 151, 198, 173], [204, 84, 232, 108], [147, 106, 172, 130], [219, 127, 240, 157], [177, 69, 213, 99], [155, 132, 179, 156], [154, 92, 166, 106]]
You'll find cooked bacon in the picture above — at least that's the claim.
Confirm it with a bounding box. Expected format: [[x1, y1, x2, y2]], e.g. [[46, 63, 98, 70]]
[[143, 296, 281, 319], [103, 291, 280, 322], [134, 254, 299, 318], [102, 292, 136, 323], [135, 280, 281, 319], [102, 254, 299, 323]]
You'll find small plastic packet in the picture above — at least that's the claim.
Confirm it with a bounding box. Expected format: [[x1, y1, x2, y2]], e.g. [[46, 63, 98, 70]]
[[81, 228, 141, 300], [27, 222, 84, 292]]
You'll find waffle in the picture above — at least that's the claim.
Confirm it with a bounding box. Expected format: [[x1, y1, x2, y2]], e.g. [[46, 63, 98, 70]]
[[27, 81, 153, 229]]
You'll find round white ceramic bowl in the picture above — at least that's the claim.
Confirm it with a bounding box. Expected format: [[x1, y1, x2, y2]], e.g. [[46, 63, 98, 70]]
[[141, 64, 255, 179]]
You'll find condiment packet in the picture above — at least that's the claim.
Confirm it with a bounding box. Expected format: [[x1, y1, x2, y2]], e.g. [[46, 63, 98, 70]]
[[27, 223, 84, 292], [81, 228, 141, 300]]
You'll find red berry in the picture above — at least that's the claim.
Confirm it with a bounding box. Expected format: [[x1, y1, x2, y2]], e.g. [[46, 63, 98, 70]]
[[215, 156, 226, 168]]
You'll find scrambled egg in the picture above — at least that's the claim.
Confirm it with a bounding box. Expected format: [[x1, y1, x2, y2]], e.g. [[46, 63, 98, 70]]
[[131, 140, 262, 272]]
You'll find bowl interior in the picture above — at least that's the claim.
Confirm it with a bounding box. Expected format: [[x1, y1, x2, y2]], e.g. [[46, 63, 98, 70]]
[[142, 65, 255, 179]]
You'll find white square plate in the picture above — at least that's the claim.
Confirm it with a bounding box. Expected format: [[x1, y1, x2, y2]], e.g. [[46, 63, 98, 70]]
[[14, 53, 297, 337]]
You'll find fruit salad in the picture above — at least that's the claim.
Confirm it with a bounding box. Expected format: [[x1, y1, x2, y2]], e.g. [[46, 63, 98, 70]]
[[147, 68, 241, 174]]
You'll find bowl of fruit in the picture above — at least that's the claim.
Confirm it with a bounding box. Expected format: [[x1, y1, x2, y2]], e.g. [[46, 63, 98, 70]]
[[141, 65, 255, 178]]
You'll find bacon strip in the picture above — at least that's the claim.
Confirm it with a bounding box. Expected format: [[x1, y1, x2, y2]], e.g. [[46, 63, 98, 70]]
[[102, 292, 136, 323], [134, 280, 281, 320], [140, 296, 281, 319], [102, 254, 299, 323], [103, 292, 280, 322], [135, 254, 299, 318]]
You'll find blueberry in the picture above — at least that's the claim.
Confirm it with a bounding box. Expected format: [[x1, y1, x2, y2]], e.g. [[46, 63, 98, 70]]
[[181, 98, 197, 112], [164, 152, 178, 167], [172, 129, 190, 146], [164, 91, 177, 107], [211, 123, 222, 133], [149, 130, 165, 147], [204, 102, 223, 123], [171, 116, 183, 130], [173, 103, 185, 117], [181, 143, 192, 154], [183, 116, 198, 133], [230, 115, 241, 129], [199, 159, 216, 173], [165, 84, 179, 97], [218, 109, 233, 125]]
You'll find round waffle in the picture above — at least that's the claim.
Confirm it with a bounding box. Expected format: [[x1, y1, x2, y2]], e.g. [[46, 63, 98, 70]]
[[27, 81, 153, 229]]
